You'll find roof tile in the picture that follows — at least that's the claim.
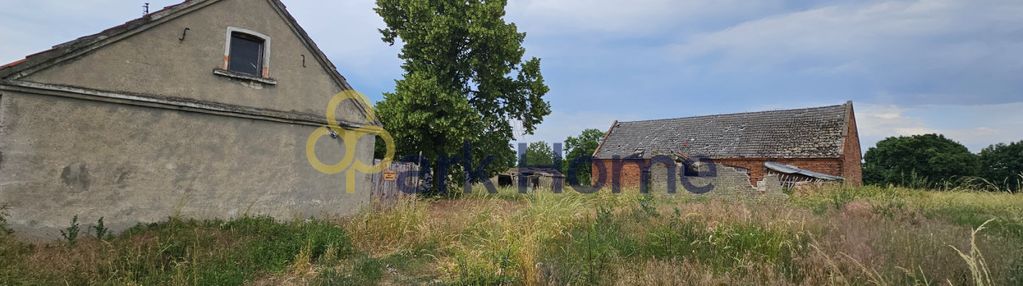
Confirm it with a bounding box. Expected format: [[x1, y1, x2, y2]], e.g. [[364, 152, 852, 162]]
[[594, 103, 851, 159]]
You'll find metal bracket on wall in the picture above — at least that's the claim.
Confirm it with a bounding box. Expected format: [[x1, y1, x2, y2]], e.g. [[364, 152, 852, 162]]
[[179, 28, 190, 42]]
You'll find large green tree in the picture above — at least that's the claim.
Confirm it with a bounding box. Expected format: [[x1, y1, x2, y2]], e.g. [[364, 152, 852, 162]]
[[979, 140, 1023, 192], [562, 129, 605, 184], [524, 141, 555, 167], [374, 0, 550, 191], [863, 134, 980, 187]]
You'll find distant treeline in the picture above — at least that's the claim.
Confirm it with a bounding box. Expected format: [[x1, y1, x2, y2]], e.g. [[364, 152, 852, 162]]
[[864, 134, 1022, 192]]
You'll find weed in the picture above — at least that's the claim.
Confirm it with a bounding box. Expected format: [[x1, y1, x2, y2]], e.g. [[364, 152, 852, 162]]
[[634, 194, 659, 218], [645, 217, 803, 275], [870, 189, 909, 219], [540, 206, 637, 284], [91, 217, 109, 240], [290, 242, 314, 275], [60, 215, 80, 246], [0, 204, 11, 235], [829, 187, 857, 210], [450, 248, 518, 285]]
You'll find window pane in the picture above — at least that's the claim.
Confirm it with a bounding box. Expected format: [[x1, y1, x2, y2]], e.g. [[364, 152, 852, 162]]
[[228, 32, 264, 76]]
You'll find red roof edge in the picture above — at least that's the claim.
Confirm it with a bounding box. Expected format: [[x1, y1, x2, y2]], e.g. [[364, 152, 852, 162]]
[[1, 59, 27, 69]]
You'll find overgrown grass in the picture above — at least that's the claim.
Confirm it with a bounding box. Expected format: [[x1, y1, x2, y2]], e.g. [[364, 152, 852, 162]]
[[327, 186, 1022, 285], [2, 185, 1021, 285], [792, 185, 1023, 240], [878, 172, 1022, 193], [0, 216, 352, 285]]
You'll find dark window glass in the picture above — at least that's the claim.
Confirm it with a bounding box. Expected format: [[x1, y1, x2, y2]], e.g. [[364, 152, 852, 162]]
[[228, 32, 264, 76]]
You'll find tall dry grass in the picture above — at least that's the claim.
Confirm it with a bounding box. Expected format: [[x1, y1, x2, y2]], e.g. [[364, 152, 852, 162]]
[[327, 185, 1017, 285], [2, 185, 1021, 285], [950, 219, 996, 286]]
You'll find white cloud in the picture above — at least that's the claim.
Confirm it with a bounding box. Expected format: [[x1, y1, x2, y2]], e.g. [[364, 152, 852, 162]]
[[857, 104, 932, 137], [667, 0, 1023, 105], [856, 103, 1023, 152]]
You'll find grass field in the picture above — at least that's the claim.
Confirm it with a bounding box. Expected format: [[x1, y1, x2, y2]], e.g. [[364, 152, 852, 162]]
[[2, 185, 1021, 285]]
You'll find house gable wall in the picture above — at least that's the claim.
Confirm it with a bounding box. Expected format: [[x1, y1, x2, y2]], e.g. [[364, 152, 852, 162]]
[[21, 0, 367, 124]]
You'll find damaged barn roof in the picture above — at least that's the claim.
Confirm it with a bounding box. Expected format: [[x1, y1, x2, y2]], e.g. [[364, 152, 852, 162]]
[[593, 102, 853, 159], [764, 161, 844, 181]]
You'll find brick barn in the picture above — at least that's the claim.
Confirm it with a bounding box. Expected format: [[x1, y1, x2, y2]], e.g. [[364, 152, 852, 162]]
[[591, 102, 862, 191]]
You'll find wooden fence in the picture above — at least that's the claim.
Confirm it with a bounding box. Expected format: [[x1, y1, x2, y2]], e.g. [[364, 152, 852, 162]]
[[367, 160, 420, 206]]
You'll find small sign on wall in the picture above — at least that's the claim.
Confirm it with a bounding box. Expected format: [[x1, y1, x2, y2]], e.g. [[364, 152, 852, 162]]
[[383, 170, 398, 181]]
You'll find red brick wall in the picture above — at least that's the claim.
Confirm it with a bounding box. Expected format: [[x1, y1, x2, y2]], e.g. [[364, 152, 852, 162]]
[[842, 104, 864, 186], [591, 159, 646, 188], [593, 157, 844, 187]]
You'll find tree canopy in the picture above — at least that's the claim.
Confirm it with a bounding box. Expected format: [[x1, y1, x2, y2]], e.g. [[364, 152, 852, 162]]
[[979, 140, 1023, 192], [373, 0, 551, 191], [562, 129, 605, 184], [863, 134, 980, 187], [524, 141, 555, 167]]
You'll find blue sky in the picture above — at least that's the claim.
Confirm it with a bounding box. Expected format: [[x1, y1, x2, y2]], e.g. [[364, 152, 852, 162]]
[[2, 0, 1021, 152]]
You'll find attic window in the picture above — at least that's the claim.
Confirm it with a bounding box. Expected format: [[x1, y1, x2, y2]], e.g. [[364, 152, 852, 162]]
[[228, 32, 265, 76], [215, 27, 274, 84]]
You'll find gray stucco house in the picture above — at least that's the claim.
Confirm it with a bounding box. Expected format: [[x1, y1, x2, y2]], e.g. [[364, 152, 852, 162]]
[[0, 0, 377, 240]]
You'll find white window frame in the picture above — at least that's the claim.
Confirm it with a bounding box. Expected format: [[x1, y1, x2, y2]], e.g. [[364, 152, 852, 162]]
[[223, 27, 272, 78]]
